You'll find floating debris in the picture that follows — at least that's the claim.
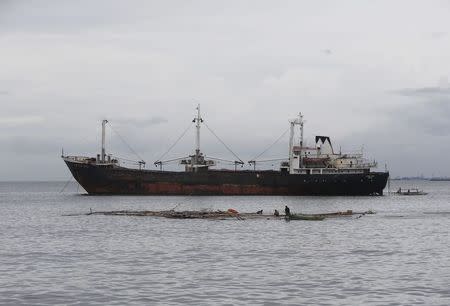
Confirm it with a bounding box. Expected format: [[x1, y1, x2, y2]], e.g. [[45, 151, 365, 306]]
[[63, 209, 375, 221]]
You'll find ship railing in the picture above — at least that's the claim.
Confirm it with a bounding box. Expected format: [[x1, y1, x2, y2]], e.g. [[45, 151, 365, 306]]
[[63, 155, 95, 163], [337, 163, 377, 169], [356, 161, 377, 168], [295, 168, 367, 174], [334, 157, 377, 168], [110, 155, 144, 167], [295, 166, 378, 174], [341, 153, 364, 158]]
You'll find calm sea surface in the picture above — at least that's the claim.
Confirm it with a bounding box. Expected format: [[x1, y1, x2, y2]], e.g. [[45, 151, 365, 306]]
[[1, 180, 449, 305]]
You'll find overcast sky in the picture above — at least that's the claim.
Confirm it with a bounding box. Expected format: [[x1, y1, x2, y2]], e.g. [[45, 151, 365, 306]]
[[1, 0, 450, 180]]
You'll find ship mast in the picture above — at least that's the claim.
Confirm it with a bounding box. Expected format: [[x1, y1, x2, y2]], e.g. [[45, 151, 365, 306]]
[[288, 113, 304, 171], [298, 113, 304, 168], [299, 112, 304, 147], [101, 119, 108, 162], [288, 119, 295, 170], [193, 104, 203, 162]]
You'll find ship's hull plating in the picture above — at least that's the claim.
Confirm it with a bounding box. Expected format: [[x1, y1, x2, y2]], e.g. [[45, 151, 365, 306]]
[[65, 160, 389, 196]]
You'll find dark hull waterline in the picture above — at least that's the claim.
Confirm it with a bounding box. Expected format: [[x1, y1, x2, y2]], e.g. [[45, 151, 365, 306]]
[[65, 160, 389, 196]]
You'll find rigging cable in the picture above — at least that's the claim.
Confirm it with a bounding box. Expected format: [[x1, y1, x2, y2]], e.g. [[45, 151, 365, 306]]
[[203, 121, 244, 164], [251, 157, 287, 163], [59, 175, 73, 193], [112, 155, 145, 165], [250, 127, 290, 161], [109, 123, 146, 163], [207, 156, 241, 164], [155, 122, 193, 163]]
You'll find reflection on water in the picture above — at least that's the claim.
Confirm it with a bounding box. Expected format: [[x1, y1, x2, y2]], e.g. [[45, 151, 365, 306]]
[[1, 180, 449, 305]]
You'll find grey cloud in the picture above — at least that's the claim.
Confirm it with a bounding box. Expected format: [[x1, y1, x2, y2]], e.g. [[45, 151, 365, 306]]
[[413, 105, 450, 137], [391, 83, 450, 136], [394, 86, 450, 97], [0, 0, 138, 34], [336, 105, 450, 177], [387, 97, 450, 136], [2, 1, 450, 179], [0, 135, 93, 156], [0, 115, 44, 124], [429, 32, 447, 39], [111, 116, 168, 128]]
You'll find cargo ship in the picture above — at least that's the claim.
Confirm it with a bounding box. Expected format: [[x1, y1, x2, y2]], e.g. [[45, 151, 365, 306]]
[[62, 106, 388, 195]]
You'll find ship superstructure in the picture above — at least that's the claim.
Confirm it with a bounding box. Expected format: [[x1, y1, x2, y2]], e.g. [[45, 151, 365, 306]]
[[282, 113, 376, 175]]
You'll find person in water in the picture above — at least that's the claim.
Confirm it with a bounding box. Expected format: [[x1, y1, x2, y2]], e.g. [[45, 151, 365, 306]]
[[285, 205, 291, 216], [274, 209, 280, 216]]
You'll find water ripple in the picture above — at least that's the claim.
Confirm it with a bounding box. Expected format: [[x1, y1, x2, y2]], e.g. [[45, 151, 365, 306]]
[[1, 181, 450, 305]]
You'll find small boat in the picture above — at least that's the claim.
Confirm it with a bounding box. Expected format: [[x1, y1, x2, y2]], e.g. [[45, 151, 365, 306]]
[[287, 214, 325, 221], [396, 188, 428, 196]]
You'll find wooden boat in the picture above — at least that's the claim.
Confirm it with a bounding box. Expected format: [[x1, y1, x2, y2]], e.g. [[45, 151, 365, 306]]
[[287, 214, 325, 221], [396, 188, 428, 196]]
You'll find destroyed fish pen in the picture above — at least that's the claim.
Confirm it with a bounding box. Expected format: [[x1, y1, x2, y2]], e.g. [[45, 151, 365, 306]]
[[64, 209, 375, 221]]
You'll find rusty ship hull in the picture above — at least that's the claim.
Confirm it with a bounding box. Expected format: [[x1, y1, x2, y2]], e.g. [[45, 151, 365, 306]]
[[65, 160, 389, 196]]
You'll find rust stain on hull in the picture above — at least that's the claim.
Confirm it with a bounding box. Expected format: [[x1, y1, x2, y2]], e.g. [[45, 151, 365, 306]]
[[137, 182, 289, 195]]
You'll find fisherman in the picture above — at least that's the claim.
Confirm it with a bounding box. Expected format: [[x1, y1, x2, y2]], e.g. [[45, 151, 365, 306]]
[[284, 205, 291, 216], [274, 209, 280, 216], [256, 210, 263, 214]]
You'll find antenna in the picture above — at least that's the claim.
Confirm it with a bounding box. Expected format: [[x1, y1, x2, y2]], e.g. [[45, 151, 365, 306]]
[[101, 119, 108, 162], [193, 104, 203, 159], [299, 112, 304, 147]]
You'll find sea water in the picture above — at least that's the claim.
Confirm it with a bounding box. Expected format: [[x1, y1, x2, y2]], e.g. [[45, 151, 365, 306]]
[[0, 180, 449, 305]]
